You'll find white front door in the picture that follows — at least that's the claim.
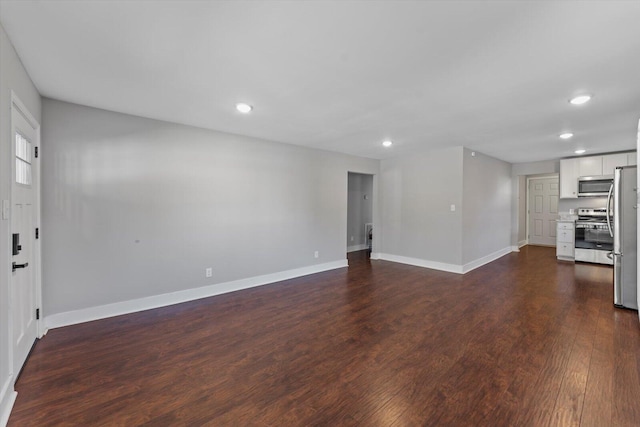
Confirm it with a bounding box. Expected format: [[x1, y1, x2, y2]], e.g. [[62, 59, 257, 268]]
[[528, 176, 559, 246], [11, 98, 39, 377]]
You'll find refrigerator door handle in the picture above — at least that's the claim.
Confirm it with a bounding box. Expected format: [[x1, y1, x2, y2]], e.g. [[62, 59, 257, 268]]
[[606, 183, 614, 237]]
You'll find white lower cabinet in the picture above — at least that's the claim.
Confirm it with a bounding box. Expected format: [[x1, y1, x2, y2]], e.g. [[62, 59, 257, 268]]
[[556, 221, 575, 261]]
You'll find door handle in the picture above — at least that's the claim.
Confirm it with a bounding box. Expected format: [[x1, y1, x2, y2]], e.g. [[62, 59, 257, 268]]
[[12, 262, 28, 272]]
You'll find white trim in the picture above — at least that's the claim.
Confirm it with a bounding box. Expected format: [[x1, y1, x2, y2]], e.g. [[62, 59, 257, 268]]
[[8, 92, 42, 400], [526, 173, 559, 180], [370, 252, 381, 260], [34, 123, 43, 338], [512, 240, 528, 252], [461, 246, 512, 274], [526, 174, 559, 246], [347, 244, 367, 253], [376, 247, 512, 275], [0, 376, 17, 427], [377, 253, 463, 274], [44, 260, 348, 330], [10, 91, 38, 129]]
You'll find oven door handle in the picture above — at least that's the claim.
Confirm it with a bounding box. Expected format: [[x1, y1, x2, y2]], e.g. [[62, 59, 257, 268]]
[[606, 183, 614, 238]]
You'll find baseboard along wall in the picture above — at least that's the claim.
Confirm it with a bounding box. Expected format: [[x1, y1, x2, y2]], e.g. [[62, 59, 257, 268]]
[[377, 246, 513, 275], [44, 260, 348, 331], [44, 246, 514, 331]]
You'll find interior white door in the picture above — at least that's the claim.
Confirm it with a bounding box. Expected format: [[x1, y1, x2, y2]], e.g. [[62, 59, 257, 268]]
[[11, 100, 39, 378], [528, 176, 559, 246]]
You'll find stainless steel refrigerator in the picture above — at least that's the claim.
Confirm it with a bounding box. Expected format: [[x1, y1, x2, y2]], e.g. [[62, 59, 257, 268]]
[[607, 165, 638, 310]]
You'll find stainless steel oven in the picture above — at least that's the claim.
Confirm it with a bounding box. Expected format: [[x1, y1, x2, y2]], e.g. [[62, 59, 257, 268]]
[[574, 208, 613, 265]]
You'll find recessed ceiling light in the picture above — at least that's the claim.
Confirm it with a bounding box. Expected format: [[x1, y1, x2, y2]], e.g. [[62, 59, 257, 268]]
[[559, 132, 574, 140], [575, 149, 586, 154], [382, 140, 393, 147], [236, 103, 253, 113], [569, 95, 592, 105]]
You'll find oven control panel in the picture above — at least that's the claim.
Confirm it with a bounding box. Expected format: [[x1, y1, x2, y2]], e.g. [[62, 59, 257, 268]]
[[577, 207, 610, 218]]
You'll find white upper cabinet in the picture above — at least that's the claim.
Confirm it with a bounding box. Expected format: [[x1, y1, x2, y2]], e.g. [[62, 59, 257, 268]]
[[559, 152, 636, 199], [560, 158, 579, 198], [603, 153, 628, 175], [578, 156, 602, 177]]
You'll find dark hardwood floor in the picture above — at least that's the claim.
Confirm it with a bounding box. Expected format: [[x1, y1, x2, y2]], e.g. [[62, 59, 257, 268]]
[[9, 246, 640, 426]]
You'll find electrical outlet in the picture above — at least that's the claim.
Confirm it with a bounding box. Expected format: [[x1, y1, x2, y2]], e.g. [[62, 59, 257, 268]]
[[314, 251, 319, 258], [450, 204, 456, 212], [350, 236, 354, 242], [205, 267, 212, 278]]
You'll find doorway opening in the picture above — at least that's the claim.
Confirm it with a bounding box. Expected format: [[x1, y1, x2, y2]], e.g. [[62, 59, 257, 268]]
[[347, 172, 374, 258]]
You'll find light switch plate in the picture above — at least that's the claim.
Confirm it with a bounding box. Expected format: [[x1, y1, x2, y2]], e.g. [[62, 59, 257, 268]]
[[2, 200, 9, 220]]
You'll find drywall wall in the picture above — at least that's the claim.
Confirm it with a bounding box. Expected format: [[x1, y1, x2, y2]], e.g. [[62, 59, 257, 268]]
[[462, 148, 512, 265], [347, 172, 373, 251], [512, 160, 559, 177], [378, 147, 464, 266], [41, 99, 379, 317], [379, 146, 512, 271], [0, 21, 41, 426], [559, 196, 609, 213]]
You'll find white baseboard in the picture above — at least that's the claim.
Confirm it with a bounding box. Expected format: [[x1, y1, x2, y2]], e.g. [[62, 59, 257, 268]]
[[0, 376, 16, 427], [45, 260, 348, 330], [377, 253, 463, 274], [370, 252, 380, 260], [461, 246, 513, 274], [377, 246, 513, 275], [511, 240, 528, 252], [347, 244, 368, 253]]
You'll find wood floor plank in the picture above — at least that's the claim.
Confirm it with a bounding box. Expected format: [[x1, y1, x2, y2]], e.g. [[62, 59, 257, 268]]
[[612, 306, 640, 426], [550, 296, 600, 426], [580, 299, 615, 427], [8, 247, 640, 426]]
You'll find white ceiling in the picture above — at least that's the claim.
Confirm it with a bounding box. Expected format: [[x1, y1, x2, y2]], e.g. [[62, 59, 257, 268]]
[[1, 1, 640, 163]]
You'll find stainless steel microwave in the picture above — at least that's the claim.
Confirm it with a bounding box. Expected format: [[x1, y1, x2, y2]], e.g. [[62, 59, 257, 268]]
[[578, 175, 613, 197]]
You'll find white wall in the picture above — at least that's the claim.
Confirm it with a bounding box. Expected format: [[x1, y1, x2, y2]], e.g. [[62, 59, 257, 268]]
[[378, 146, 512, 272], [559, 195, 609, 213], [0, 22, 41, 426], [512, 159, 559, 177], [461, 148, 512, 265], [347, 172, 373, 251], [379, 147, 464, 268], [41, 99, 379, 320]]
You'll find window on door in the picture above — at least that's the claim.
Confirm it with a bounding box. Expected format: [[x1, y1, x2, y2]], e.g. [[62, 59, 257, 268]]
[[15, 131, 32, 186]]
